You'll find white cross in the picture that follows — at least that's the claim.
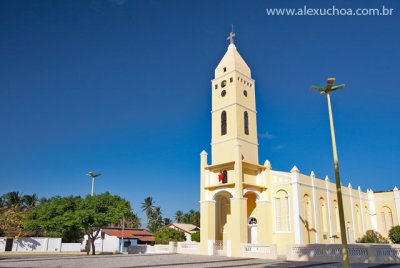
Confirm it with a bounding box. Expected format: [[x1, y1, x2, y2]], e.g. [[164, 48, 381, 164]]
[[227, 25, 235, 45]]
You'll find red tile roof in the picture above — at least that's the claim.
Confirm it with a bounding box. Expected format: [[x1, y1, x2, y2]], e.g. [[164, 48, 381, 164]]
[[102, 229, 155, 242]]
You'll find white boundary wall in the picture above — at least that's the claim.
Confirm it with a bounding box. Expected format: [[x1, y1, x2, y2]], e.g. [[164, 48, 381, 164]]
[[176, 242, 200, 255], [287, 244, 400, 263], [12, 238, 62, 252], [0, 238, 6, 252], [60, 243, 81, 252], [128, 242, 201, 255], [241, 243, 278, 259]]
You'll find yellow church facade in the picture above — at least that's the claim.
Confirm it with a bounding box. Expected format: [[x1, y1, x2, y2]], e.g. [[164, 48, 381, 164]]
[[199, 34, 400, 256]]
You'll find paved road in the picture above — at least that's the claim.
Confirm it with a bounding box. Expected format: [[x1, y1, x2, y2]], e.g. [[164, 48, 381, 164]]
[[0, 253, 399, 268]]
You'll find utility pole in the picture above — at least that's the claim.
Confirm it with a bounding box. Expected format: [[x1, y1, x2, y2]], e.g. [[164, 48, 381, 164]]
[[310, 78, 349, 268]]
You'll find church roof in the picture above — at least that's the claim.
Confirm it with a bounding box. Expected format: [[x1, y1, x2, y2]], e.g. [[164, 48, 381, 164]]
[[214, 43, 251, 79]]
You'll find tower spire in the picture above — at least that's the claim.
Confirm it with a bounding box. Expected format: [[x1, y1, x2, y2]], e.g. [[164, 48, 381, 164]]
[[227, 25, 236, 45]]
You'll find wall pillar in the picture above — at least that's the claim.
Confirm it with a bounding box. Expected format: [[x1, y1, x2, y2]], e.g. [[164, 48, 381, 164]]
[[256, 200, 271, 244], [358, 186, 366, 234], [200, 200, 216, 255], [234, 142, 243, 198], [368, 189, 378, 231], [325, 176, 333, 243], [311, 171, 320, 243], [291, 166, 303, 244], [229, 197, 248, 257], [200, 151, 208, 201], [394, 187, 400, 226], [348, 183, 357, 242]]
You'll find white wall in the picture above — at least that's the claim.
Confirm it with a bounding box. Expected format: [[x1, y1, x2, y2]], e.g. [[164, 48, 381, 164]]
[[82, 233, 136, 253], [61, 243, 81, 252], [12, 238, 62, 252], [0, 238, 6, 252]]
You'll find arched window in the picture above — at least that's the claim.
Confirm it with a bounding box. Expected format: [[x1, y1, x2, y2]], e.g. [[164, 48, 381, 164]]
[[244, 111, 249, 135], [364, 206, 370, 230], [355, 205, 362, 234], [275, 190, 290, 231], [303, 195, 312, 228], [381, 206, 394, 233], [320, 197, 328, 233], [222, 170, 228, 184], [221, 111, 227, 136], [333, 200, 340, 232]]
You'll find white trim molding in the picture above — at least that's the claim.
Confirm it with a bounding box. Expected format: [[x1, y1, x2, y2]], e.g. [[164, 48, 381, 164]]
[[211, 102, 257, 114], [394, 187, 400, 225], [291, 166, 303, 244], [325, 176, 333, 243], [211, 136, 259, 146], [311, 172, 320, 243]]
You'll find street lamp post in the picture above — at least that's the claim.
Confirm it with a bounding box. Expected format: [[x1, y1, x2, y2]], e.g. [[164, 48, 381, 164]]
[[86, 172, 101, 196], [310, 78, 349, 268]]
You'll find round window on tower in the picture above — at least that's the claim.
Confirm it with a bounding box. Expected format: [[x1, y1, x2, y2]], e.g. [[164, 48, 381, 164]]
[[221, 80, 227, 88], [221, 90, 226, 97], [243, 90, 248, 97]]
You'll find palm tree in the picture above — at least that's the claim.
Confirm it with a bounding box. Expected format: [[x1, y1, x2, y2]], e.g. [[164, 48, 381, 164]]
[[148, 206, 163, 233], [141, 197, 155, 219], [125, 212, 141, 228], [175, 210, 184, 223], [4, 192, 22, 210], [163, 218, 172, 226], [22, 194, 38, 210]]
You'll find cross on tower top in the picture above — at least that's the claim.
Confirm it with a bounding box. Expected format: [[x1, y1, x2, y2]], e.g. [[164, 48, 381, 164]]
[[227, 25, 236, 45]]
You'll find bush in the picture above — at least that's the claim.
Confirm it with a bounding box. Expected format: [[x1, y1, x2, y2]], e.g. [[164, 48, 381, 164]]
[[155, 227, 185, 244], [356, 230, 389, 243], [191, 231, 200, 242], [388, 225, 400, 244]]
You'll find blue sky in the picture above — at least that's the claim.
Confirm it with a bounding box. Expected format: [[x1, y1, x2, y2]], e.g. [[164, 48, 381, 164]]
[[1, 0, 399, 224]]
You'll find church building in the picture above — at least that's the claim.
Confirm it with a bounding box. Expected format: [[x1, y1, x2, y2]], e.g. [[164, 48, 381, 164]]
[[199, 32, 400, 256]]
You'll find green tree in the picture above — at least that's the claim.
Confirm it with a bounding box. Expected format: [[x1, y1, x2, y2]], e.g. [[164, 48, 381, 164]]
[[191, 231, 200, 242], [148, 206, 163, 233], [155, 227, 185, 244], [22, 194, 38, 211], [0, 208, 26, 237], [388, 225, 400, 244], [175, 210, 184, 223], [163, 218, 172, 226], [124, 212, 142, 228], [356, 230, 389, 243], [77, 193, 131, 255], [180, 210, 200, 227], [141, 197, 155, 219], [3, 192, 23, 210], [0, 192, 40, 237], [26, 196, 83, 242]]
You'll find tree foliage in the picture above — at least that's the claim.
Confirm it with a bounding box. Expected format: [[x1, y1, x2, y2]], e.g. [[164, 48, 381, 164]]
[[191, 231, 200, 242], [0, 192, 40, 237], [356, 230, 389, 243], [26, 196, 83, 242], [155, 227, 185, 244], [175, 209, 200, 227], [388, 225, 400, 244], [77, 192, 132, 255]]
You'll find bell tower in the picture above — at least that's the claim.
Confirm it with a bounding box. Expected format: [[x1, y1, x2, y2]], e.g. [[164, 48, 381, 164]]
[[211, 31, 259, 165]]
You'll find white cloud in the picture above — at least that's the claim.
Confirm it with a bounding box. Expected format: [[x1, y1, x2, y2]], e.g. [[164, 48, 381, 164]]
[[258, 132, 275, 139]]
